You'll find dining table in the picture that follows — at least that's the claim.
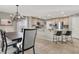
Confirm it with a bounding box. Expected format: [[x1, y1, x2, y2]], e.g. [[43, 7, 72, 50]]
[[6, 32, 23, 41]]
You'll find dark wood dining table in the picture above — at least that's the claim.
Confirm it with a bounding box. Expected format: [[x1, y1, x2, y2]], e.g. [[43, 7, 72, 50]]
[[6, 32, 23, 41]]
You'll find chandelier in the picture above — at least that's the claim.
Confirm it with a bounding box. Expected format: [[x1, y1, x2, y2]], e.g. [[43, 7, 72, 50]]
[[10, 5, 26, 21]]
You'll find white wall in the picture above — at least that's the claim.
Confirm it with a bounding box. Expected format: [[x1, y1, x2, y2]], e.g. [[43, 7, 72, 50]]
[[69, 15, 79, 38]]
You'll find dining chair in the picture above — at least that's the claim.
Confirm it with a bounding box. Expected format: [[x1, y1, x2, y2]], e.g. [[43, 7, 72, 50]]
[[0, 30, 18, 54], [0, 30, 4, 52], [53, 31, 63, 43], [63, 31, 72, 43], [16, 29, 37, 54]]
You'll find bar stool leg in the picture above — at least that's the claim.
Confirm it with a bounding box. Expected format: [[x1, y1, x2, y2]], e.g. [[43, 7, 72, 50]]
[[61, 35, 63, 44], [57, 36, 59, 43], [71, 35, 73, 43], [56, 36, 57, 44], [53, 35, 54, 42]]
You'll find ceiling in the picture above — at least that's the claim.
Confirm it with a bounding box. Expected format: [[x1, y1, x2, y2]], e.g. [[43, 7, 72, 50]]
[[0, 5, 79, 18]]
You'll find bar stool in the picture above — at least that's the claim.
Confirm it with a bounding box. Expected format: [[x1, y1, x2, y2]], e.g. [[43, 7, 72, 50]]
[[63, 31, 72, 43], [53, 31, 62, 43]]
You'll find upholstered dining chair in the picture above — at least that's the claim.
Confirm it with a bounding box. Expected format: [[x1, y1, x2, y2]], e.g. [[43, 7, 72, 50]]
[[0, 30, 18, 54], [16, 29, 37, 54], [0, 30, 4, 52]]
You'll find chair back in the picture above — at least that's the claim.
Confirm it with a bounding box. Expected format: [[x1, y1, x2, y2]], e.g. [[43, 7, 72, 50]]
[[65, 31, 72, 36], [0, 30, 3, 48], [22, 29, 37, 50], [55, 31, 62, 36], [0, 30, 7, 46], [0, 30, 3, 40], [0, 30, 5, 41]]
